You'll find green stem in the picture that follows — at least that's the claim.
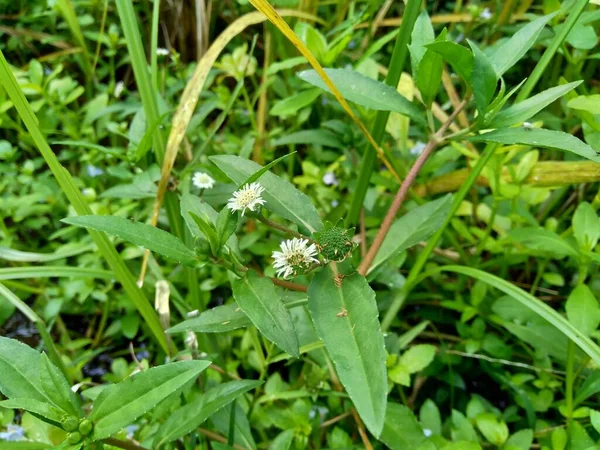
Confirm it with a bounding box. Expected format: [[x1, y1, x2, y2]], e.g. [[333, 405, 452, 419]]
[[565, 340, 575, 436], [255, 214, 311, 241], [150, 0, 161, 90], [515, 0, 589, 102], [381, 143, 498, 331], [346, 0, 422, 226]]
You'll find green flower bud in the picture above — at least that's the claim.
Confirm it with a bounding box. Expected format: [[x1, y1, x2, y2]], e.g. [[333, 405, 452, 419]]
[[61, 416, 79, 432], [79, 419, 93, 436], [67, 431, 82, 444], [313, 221, 355, 262]]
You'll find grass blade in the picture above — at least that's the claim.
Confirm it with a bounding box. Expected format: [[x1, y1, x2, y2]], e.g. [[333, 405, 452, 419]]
[[0, 266, 113, 280]]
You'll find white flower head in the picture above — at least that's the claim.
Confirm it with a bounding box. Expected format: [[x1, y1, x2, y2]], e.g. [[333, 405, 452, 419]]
[[322, 172, 338, 186], [193, 171, 215, 190], [272, 238, 319, 279], [156, 47, 170, 56], [227, 182, 266, 215], [480, 7, 492, 20], [114, 80, 125, 98], [409, 141, 427, 156]]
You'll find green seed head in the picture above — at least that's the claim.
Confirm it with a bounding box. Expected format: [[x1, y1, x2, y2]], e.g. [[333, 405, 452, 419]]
[[79, 419, 93, 436], [314, 222, 355, 262], [67, 431, 82, 444], [61, 416, 79, 432]]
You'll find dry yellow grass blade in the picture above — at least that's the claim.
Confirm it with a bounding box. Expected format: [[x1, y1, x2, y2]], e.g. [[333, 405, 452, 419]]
[[138, 9, 323, 286], [248, 0, 400, 181]]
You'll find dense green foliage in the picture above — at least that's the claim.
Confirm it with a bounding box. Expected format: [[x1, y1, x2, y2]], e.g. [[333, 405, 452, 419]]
[[1, 0, 600, 449]]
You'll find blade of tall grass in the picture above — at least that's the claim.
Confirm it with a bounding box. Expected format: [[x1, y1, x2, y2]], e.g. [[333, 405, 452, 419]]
[[516, 0, 589, 102], [150, 0, 161, 90], [248, 0, 400, 180], [56, 0, 92, 83], [439, 266, 600, 365], [347, 0, 422, 226], [0, 283, 69, 381], [0, 50, 170, 354], [0, 266, 113, 280]]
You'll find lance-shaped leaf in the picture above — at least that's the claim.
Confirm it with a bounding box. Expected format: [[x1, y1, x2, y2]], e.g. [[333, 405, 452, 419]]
[[232, 271, 299, 357], [0, 398, 66, 425], [210, 155, 322, 233], [468, 128, 600, 163], [381, 402, 428, 450], [40, 353, 81, 418], [154, 379, 262, 446], [298, 68, 425, 124], [0, 337, 48, 403], [488, 81, 582, 128], [62, 216, 199, 266], [307, 266, 387, 437], [90, 360, 211, 440]]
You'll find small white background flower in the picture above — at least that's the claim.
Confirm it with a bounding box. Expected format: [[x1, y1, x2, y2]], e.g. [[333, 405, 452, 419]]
[[193, 172, 215, 189], [272, 238, 319, 278], [227, 182, 266, 215]]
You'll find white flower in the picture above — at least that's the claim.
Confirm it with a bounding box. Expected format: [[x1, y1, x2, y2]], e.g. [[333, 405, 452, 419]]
[[192, 172, 215, 189], [114, 81, 125, 98], [272, 238, 319, 278], [409, 141, 427, 156], [227, 182, 266, 215], [480, 7, 492, 20], [156, 47, 170, 56], [322, 172, 338, 186], [423, 428, 433, 437]]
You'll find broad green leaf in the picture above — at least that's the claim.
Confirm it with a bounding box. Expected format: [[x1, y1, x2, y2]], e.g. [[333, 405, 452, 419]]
[[154, 379, 262, 446], [269, 429, 295, 450], [180, 192, 241, 259], [39, 354, 81, 418], [270, 88, 321, 117], [0, 337, 48, 403], [568, 95, 600, 115], [488, 13, 557, 76], [439, 266, 600, 365], [211, 403, 256, 450], [307, 266, 387, 437], [90, 360, 211, 440], [451, 409, 478, 442], [505, 429, 533, 450], [298, 68, 425, 124], [551, 428, 567, 450], [566, 285, 600, 337], [210, 155, 323, 233], [426, 41, 473, 85], [61, 216, 199, 266], [167, 293, 306, 334], [442, 442, 481, 450], [398, 321, 430, 350], [409, 11, 435, 77], [489, 81, 582, 128], [189, 211, 219, 255], [399, 344, 436, 373], [240, 152, 296, 187], [370, 195, 452, 274], [380, 402, 427, 450], [416, 39, 444, 107], [232, 271, 299, 357], [272, 129, 344, 149], [420, 399, 442, 436], [468, 128, 600, 163], [475, 413, 508, 446], [573, 202, 600, 250], [590, 410, 600, 434], [508, 227, 579, 259], [575, 371, 600, 405], [468, 40, 498, 114], [570, 421, 595, 450], [0, 398, 66, 424]]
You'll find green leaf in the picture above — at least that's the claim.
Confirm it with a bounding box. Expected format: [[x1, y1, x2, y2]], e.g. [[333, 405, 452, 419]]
[[240, 152, 296, 187], [380, 402, 427, 450], [409, 11, 435, 77], [442, 442, 481, 450], [505, 429, 533, 450], [426, 41, 473, 85], [475, 413, 508, 446], [568, 95, 600, 115], [269, 430, 295, 450], [0, 398, 66, 425], [90, 360, 211, 440], [216, 208, 238, 250], [210, 155, 323, 233], [489, 81, 582, 128], [468, 40, 498, 114], [297, 68, 425, 124], [167, 293, 306, 334], [307, 266, 387, 437], [370, 195, 452, 274], [488, 13, 558, 76], [570, 421, 595, 450], [398, 321, 430, 350], [154, 379, 262, 446], [573, 202, 600, 250], [211, 403, 256, 450], [566, 285, 600, 337], [590, 410, 600, 434], [468, 128, 600, 163], [0, 337, 48, 403], [575, 371, 600, 405], [420, 399, 442, 436], [39, 354, 81, 418], [551, 428, 567, 450], [416, 39, 444, 107], [232, 272, 299, 357], [508, 227, 579, 259], [190, 211, 219, 256], [439, 266, 600, 365], [270, 88, 321, 117], [61, 216, 198, 266], [451, 409, 478, 442], [399, 344, 436, 373], [271, 129, 344, 149]]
